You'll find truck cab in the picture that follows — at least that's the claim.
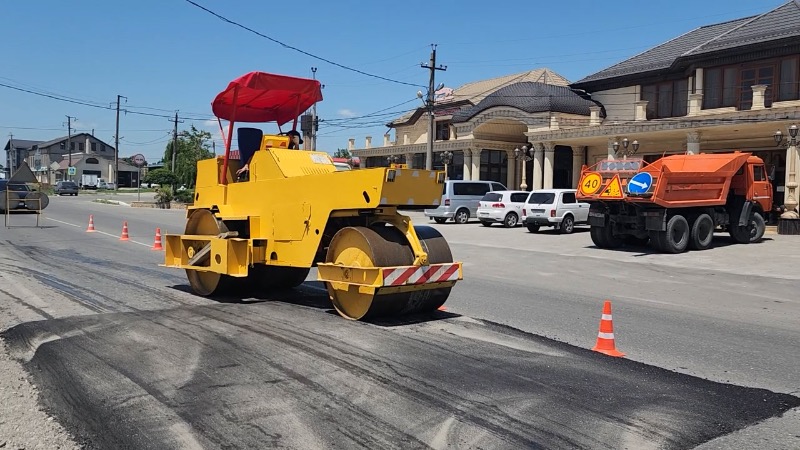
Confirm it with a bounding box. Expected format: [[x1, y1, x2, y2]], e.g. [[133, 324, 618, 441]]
[[730, 156, 773, 213]]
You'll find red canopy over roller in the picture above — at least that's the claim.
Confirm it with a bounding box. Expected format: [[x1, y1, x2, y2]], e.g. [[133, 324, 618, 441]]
[[211, 71, 323, 125]]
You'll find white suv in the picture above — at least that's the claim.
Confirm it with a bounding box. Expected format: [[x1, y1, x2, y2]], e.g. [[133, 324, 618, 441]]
[[477, 190, 530, 227], [522, 189, 590, 234]]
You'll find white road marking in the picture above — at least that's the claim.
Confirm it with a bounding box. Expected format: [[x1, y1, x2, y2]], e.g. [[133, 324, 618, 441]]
[[46, 217, 152, 248]]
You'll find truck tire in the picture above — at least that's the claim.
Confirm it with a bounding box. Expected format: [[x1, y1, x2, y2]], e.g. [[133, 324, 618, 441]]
[[690, 213, 714, 250], [728, 212, 765, 244], [526, 223, 540, 233], [749, 212, 766, 243], [661, 214, 689, 254], [597, 223, 623, 249], [433, 217, 447, 224], [590, 226, 607, 248]]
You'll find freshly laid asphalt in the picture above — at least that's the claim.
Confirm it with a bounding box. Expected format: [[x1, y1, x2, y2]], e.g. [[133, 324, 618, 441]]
[[0, 193, 798, 449]]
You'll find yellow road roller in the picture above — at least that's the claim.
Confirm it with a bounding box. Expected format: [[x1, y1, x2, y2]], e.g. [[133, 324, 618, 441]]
[[162, 71, 463, 320]]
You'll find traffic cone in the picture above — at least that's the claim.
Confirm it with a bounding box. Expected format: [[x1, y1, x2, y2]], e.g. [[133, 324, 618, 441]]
[[151, 228, 163, 251], [86, 215, 96, 232], [591, 300, 625, 357], [119, 221, 130, 241]]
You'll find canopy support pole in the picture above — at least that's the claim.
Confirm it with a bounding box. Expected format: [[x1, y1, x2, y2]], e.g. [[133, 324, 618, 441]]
[[220, 86, 239, 185]]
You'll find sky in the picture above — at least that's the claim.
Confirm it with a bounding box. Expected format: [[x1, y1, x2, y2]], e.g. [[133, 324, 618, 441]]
[[1, 0, 788, 165]]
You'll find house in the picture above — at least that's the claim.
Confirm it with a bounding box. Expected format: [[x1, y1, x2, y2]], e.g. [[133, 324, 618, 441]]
[[4, 132, 141, 187], [4, 139, 43, 178], [349, 0, 800, 215], [350, 68, 594, 189]]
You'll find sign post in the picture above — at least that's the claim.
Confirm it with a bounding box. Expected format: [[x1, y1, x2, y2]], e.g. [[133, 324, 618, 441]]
[[132, 154, 146, 202]]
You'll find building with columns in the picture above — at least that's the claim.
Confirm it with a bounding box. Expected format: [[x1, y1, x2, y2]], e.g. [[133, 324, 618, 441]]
[[350, 1, 800, 217]]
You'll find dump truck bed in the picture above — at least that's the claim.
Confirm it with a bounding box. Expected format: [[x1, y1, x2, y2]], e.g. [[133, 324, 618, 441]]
[[577, 152, 754, 208]]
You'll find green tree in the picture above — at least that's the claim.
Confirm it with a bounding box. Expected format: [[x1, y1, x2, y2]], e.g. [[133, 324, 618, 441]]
[[144, 168, 178, 186], [163, 125, 215, 187], [333, 148, 352, 159]]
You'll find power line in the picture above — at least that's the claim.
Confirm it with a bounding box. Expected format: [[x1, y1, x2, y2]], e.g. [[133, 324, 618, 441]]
[[182, 0, 425, 88]]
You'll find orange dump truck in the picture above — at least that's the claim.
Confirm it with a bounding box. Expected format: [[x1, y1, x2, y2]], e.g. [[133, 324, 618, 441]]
[[575, 152, 773, 253]]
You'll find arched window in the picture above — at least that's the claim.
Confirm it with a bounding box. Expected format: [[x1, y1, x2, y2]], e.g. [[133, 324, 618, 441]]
[[85, 158, 99, 164]]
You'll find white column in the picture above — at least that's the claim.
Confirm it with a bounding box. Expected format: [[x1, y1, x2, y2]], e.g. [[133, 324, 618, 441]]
[[348, 138, 355, 151], [365, 136, 372, 149], [404, 152, 414, 168], [634, 100, 649, 121], [695, 68, 704, 95], [783, 130, 799, 218], [688, 93, 703, 116], [751, 85, 768, 110], [571, 146, 585, 189], [589, 106, 602, 126], [506, 150, 516, 189], [470, 148, 481, 180], [543, 142, 555, 189], [462, 148, 471, 181], [532, 143, 544, 190], [686, 131, 701, 155], [607, 137, 618, 160], [383, 133, 391, 146]]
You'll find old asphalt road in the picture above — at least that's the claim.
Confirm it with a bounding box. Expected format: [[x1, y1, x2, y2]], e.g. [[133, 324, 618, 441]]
[[0, 196, 798, 449]]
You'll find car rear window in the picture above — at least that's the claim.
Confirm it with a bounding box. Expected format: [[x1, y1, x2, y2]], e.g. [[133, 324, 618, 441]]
[[527, 192, 555, 204], [0, 181, 29, 192], [61, 182, 78, 187], [481, 193, 502, 201]]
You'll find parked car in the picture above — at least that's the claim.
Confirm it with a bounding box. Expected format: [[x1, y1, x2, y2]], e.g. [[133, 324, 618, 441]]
[[522, 188, 590, 234], [477, 190, 530, 227], [424, 180, 507, 224], [55, 180, 79, 196]]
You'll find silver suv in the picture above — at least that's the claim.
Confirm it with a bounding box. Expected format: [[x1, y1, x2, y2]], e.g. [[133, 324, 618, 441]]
[[424, 180, 507, 224], [522, 189, 590, 234]]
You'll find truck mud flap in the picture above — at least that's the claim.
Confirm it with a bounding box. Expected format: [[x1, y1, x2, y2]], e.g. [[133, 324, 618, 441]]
[[738, 201, 754, 226], [588, 212, 606, 227], [642, 209, 667, 232]]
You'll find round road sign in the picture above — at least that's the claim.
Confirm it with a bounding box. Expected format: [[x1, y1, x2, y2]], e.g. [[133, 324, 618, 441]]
[[132, 154, 146, 166], [579, 172, 602, 196]]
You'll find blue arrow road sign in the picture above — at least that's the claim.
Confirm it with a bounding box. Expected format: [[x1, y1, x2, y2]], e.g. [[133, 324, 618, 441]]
[[627, 172, 653, 194]]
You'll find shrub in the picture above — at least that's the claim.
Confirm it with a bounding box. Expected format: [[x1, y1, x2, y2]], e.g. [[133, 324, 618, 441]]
[[154, 186, 174, 204], [174, 189, 194, 204]]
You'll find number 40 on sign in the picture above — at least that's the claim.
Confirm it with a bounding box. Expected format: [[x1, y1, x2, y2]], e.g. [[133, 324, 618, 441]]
[[579, 172, 602, 196]]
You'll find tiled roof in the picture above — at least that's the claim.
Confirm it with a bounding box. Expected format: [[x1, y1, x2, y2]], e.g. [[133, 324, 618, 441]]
[[452, 82, 601, 123], [574, 1, 800, 86], [388, 68, 570, 126]]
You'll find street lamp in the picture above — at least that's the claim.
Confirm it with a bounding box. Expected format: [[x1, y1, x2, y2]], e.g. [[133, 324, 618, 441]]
[[387, 155, 400, 167], [514, 145, 534, 190], [774, 124, 799, 221], [612, 137, 640, 158], [440, 150, 453, 180]]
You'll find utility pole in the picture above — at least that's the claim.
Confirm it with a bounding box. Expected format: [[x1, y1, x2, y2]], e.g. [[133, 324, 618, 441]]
[[65, 115, 76, 181], [7, 132, 12, 177], [170, 112, 183, 172], [114, 95, 127, 190], [420, 44, 447, 170]]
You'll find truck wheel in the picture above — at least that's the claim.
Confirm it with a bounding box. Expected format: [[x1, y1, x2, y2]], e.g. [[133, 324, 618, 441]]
[[559, 215, 575, 234], [662, 214, 689, 253], [454, 209, 469, 224], [624, 235, 650, 246], [602, 225, 624, 248], [690, 213, 714, 250], [748, 212, 766, 243], [590, 226, 607, 248], [503, 213, 518, 228], [433, 217, 447, 224], [481, 220, 492, 227], [526, 223, 540, 233]]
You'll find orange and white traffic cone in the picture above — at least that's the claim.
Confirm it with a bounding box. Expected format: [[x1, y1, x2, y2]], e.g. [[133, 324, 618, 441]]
[[119, 221, 130, 241], [151, 228, 163, 251], [591, 300, 625, 357], [86, 215, 96, 232]]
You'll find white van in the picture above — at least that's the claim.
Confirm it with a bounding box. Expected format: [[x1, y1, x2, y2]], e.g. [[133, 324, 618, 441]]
[[424, 180, 507, 224]]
